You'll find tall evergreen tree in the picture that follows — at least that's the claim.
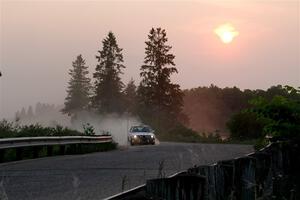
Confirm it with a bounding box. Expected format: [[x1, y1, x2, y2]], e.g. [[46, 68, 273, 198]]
[[92, 32, 125, 113], [62, 55, 91, 115], [138, 28, 184, 125], [124, 78, 137, 114]]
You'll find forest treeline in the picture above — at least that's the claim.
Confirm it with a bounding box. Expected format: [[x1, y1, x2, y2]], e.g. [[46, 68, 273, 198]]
[[183, 84, 300, 140], [14, 84, 299, 141]]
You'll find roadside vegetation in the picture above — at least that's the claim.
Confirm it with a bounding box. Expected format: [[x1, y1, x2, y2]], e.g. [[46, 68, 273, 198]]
[[227, 86, 300, 149], [0, 120, 81, 138], [0, 120, 103, 138], [0, 121, 117, 163]]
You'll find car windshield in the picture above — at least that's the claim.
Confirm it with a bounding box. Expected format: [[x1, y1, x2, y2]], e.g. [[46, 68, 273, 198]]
[[131, 126, 151, 132]]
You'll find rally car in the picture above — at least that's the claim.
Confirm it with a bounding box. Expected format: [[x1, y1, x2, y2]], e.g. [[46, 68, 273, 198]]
[[128, 125, 155, 145]]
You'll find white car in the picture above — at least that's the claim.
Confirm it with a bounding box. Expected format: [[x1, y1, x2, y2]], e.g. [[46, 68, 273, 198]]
[[128, 125, 155, 145]]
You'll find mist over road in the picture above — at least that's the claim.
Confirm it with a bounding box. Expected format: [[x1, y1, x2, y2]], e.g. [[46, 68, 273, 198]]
[[0, 142, 253, 200]]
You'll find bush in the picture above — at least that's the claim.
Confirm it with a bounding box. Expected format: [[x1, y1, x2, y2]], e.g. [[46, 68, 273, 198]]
[[227, 112, 268, 140], [0, 119, 16, 138], [51, 125, 82, 136], [16, 124, 52, 137], [83, 123, 96, 136], [227, 86, 300, 143], [0, 120, 83, 138], [157, 124, 223, 143], [159, 124, 202, 142]]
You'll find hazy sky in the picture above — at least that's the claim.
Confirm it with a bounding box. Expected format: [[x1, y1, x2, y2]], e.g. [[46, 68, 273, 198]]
[[0, 0, 299, 119]]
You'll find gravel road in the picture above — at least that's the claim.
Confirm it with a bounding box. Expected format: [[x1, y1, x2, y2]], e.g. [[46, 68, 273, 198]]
[[0, 142, 253, 200]]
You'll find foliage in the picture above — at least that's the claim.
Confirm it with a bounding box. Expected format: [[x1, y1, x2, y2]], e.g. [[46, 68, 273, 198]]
[[123, 78, 138, 114], [183, 84, 300, 136], [227, 112, 268, 140], [249, 95, 300, 139], [227, 86, 300, 141], [137, 27, 185, 133], [17, 124, 53, 137], [0, 119, 16, 138], [83, 123, 95, 136], [0, 120, 87, 138], [92, 31, 125, 114], [50, 125, 82, 136], [157, 124, 223, 143], [62, 55, 91, 115]]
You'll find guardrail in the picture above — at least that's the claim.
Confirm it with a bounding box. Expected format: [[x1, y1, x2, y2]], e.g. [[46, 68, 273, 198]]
[[104, 171, 186, 200], [106, 141, 298, 200], [0, 135, 113, 150]]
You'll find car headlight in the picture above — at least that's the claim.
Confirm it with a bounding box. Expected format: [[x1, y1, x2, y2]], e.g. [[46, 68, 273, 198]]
[[133, 135, 137, 139], [151, 135, 154, 138]]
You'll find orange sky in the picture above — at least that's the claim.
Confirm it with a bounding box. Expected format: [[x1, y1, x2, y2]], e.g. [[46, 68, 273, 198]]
[[0, 0, 299, 118]]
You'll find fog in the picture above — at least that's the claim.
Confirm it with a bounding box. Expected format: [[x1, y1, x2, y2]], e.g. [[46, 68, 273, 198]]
[[1, 0, 299, 120]]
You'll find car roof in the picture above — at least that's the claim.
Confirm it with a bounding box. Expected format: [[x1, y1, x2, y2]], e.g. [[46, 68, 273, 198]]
[[131, 125, 150, 128]]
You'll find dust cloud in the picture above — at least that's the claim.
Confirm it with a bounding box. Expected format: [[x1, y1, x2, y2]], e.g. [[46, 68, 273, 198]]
[[13, 106, 141, 146]]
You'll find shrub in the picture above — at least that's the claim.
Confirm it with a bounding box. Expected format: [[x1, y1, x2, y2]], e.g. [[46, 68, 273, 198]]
[[83, 123, 95, 136], [0, 120, 83, 138], [227, 112, 268, 140], [0, 119, 16, 138], [227, 86, 300, 142], [17, 124, 52, 137]]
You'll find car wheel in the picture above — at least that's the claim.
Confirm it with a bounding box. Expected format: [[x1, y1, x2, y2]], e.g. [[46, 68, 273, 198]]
[[130, 140, 134, 146]]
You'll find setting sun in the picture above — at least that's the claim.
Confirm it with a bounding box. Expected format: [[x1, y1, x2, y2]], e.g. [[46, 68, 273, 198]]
[[214, 23, 239, 44]]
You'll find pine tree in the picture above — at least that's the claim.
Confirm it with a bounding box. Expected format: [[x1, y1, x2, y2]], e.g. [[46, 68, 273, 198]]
[[124, 78, 137, 114], [92, 32, 125, 114], [138, 28, 184, 125], [62, 55, 91, 115]]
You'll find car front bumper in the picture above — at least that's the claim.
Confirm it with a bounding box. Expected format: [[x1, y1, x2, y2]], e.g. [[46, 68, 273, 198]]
[[131, 135, 155, 144]]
